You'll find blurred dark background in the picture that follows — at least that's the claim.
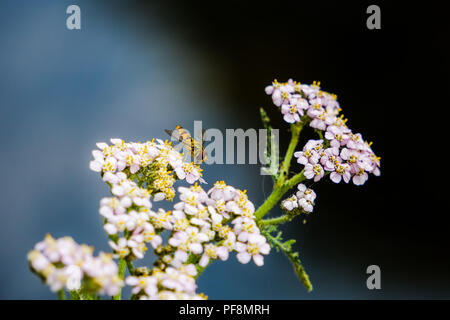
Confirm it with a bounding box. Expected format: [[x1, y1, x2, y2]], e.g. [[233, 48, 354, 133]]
[[0, 0, 448, 299]]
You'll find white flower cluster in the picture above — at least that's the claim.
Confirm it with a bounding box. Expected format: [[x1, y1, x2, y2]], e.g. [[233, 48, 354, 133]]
[[30, 137, 272, 300], [281, 184, 316, 213], [294, 136, 380, 185], [165, 181, 270, 268], [265, 79, 380, 186], [126, 266, 206, 300], [265, 79, 340, 126], [99, 171, 162, 260], [28, 234, 122, 296], [89, 138, 204, 201], [90, 139, 271, 299], [117, 180, 270, 299]]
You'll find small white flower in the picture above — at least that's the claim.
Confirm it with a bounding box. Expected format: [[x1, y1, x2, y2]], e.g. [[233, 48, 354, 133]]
[[126, 275, 158, 297], [282, 195, 298, 211], [29, 235, 123, 296], [108, 238, 130, 259], [199, 244, 229, 267], [235, 234, 270, 266], [65, 265, 82, 291]]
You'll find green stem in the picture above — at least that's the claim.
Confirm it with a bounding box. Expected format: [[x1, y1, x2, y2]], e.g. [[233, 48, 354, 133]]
[[112, 258, 127, 300], [126, 260, 135, 276], [285, 170, 306, 190], [255, 170, 305, 220], [254, 185, 286, 220], [69, 290, 81, 300], [278, 123, 303, 186], [254, 123, 304, 220], [258, 169, 307, 225], [57, 289, 66, 300], [259, 214, 293, 226]]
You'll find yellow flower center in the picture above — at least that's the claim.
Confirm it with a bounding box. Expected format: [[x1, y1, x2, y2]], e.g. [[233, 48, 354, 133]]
[[247, 243, 259, 255]]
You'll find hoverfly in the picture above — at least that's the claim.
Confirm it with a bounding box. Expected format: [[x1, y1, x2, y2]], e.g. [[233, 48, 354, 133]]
[[165, 125, 208, 164]]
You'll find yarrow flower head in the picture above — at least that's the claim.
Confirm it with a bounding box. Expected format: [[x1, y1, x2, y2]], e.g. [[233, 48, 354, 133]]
[[265, 79, 381, 186], [116, 180, 269, 299], [126, 266, 206, 300], [28, 234, 123, 296], [282, 184, 316, 214], [162, 181, 269, 269], [88, 138, 270, 299], [88, 138, 210, 265], [89, 138, 205, 201], [265, 79, 340, 127]]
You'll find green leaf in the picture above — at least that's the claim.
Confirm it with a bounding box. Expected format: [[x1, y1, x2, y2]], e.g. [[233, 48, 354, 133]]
[[262, 228, 313, 292]]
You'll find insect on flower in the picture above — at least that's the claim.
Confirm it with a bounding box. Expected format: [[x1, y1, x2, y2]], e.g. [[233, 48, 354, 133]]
[[165, 125, 208, 164]]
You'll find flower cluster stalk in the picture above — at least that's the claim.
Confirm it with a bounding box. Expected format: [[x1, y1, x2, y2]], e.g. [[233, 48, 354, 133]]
[[112, 258, 127, 300], [255, 123, 305, 222]]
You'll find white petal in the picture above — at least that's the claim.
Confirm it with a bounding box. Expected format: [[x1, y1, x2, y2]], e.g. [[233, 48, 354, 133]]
[[253, 254, 264, 266], [199, 254, 210, 267], [236, 252, 251, 264], [153, 193, 165, 201], [89, 160, 102, 172], [104, 223, 117, 235], [259, 243, 270, 255]]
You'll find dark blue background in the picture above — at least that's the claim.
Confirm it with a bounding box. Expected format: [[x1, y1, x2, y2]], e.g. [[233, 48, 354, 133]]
[[0, 0, 448, 299]]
